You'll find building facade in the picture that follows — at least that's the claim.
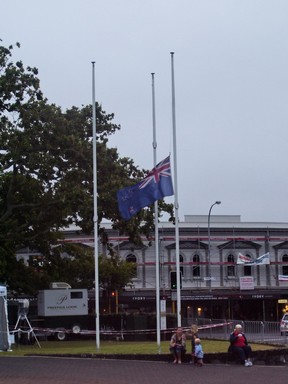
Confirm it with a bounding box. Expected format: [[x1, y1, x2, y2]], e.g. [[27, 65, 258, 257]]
[[17, 215, 288, 322], [103, 215, 288, 322]]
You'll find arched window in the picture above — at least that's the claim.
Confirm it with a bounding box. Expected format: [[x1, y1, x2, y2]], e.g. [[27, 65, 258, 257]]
[[244, 254, 252, 276], [180, 255, 184, 277], [227, 254, 235, 277], [192, 254, 200, 277], [126, 254, 137, 278], [282, 254, 288, 276]]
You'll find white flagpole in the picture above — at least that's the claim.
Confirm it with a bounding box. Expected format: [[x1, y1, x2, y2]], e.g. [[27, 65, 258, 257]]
[[151, 73, 161, 351], [170, 52, 181, 327], [92, 62, 100, 349]]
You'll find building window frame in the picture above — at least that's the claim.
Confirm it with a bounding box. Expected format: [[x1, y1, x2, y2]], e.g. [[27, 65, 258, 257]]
[[227, 254, 236, 278], [126, 253, 138, 279], [282, 254, 288, 276], [180, 254, 184, 278], [192, 254, 201, 278]]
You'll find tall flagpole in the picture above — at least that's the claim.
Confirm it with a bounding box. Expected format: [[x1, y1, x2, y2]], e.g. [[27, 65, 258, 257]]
[[92, 62, 100, 348], [151, 73, 161, 351], [170, 52, 181, 327]]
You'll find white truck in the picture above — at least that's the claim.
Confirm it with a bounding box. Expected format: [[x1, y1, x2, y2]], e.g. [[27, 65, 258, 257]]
[[0, 285, 11, 351], [37, 286, 89, 340]]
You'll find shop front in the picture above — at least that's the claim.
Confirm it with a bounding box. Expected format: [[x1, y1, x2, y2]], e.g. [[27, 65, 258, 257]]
[[115, 289, 288, 323]]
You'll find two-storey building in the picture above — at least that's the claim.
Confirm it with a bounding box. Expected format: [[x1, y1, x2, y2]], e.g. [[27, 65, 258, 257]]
[[101, 214, 288, 322], [17, 214, 288, 322]]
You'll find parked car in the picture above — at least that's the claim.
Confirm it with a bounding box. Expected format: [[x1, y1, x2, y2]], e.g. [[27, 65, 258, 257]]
[[280, 313, 288, 335]]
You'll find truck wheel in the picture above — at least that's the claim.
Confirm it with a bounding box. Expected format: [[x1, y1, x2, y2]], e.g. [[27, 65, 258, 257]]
[[56, 330, 67, 341], [72, 324, 81, 334]]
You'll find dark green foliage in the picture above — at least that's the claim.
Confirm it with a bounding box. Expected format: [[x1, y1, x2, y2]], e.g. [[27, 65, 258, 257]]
[[0, 40, 173, 295]]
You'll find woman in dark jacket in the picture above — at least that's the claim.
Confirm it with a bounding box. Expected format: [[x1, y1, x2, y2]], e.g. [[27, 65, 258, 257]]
[[228, 324, 253, 366]]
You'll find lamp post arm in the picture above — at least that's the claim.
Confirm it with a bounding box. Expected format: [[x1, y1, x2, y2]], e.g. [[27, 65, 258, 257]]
[[207, 201, 221, 289]]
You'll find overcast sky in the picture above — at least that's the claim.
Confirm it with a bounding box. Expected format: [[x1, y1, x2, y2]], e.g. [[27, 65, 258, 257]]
[[2, 0, 288, 223]]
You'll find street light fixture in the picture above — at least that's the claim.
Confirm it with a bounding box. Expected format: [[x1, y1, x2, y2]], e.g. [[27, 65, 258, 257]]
[[207, 201, 221, 291]]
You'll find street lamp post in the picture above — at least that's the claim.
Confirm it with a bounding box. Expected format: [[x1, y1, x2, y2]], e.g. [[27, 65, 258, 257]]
[[207, 201, 221, 291]]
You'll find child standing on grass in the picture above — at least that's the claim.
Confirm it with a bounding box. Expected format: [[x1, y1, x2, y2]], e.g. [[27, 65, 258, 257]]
[[186, 324, 198, 364], [194, 338, 204, 366]]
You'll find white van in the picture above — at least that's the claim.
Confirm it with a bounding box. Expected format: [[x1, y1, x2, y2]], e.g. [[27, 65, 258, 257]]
[[280, 313, 288, 336], [37, 288, 88, 340]]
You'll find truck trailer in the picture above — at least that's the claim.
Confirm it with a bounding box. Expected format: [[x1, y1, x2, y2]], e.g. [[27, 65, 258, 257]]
[[37, 287, 88, 340]]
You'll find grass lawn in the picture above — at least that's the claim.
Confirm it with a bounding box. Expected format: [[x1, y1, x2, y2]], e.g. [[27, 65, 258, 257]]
[[1, 339, 277, 357]]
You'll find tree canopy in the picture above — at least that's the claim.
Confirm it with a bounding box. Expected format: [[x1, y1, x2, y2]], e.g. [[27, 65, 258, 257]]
[[0, 41, 174, 295]]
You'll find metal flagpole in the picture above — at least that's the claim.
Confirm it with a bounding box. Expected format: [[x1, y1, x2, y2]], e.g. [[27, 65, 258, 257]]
[[170, 52, 181, 327], [151, 73, 161, 351], [92, 62, 100, 349]]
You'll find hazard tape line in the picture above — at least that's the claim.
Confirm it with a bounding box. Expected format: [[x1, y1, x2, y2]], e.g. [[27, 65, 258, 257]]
[[8, 322, 233, 336]]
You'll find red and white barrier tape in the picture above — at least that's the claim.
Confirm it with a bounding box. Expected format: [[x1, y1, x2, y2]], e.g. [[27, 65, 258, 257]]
[[9, 321, 233, 337]]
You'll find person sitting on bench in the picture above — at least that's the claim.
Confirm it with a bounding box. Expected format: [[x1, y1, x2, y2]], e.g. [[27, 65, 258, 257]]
[[228, 324, 253, 367], [169, 327, 186, 364]]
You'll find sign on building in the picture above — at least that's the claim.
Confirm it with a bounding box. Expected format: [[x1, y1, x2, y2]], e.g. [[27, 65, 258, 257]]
[[240, 276, 254, 290]]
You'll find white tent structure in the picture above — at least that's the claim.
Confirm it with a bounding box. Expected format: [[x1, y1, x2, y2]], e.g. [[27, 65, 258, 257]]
[[0, 286, 10, 351]]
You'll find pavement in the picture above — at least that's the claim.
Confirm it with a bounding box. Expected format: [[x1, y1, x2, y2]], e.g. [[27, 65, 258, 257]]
[[0, 356, 288, 384]]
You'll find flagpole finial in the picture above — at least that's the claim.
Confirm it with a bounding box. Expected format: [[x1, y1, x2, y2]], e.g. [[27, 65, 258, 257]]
[[170, 51, 174, 55]]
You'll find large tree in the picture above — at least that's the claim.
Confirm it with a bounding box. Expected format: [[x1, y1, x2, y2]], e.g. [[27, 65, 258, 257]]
[[0, 41, 173, 294]]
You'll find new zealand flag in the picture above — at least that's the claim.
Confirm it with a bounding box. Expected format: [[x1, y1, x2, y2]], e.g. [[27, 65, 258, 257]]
[[117, 156, 174, 220]]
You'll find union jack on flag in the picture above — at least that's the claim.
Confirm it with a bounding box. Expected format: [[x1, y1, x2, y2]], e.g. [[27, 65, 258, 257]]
[[117, 156, 174, 220], [139, 157, 172, 189]]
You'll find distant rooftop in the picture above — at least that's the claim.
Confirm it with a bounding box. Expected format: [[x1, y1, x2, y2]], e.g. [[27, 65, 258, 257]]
[[184, 215, 241, 223]]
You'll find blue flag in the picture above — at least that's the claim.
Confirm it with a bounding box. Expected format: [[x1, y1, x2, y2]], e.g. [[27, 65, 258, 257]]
[[117, 156, 174, 220]]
